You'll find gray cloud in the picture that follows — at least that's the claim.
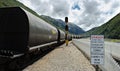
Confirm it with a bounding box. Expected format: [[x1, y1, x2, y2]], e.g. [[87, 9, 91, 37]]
[[103, 0, 110, 3], [30, 0, 41, 6], [36, 2, 52, 15], [112, 2, 120, 8], [50, 0, 70, 17], [83, 0, 100, 14]]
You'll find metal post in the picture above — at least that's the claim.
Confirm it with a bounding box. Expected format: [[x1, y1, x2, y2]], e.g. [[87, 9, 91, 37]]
[[65, 17, 68, 46], [95, 65, 101, 71]]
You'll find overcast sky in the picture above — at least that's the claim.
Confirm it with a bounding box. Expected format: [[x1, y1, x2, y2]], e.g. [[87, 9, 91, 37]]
[[18, 0, 120, 31]]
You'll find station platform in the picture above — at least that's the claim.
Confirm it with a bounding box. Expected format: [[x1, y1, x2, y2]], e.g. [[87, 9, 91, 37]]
[[23, 42, 95, 71]]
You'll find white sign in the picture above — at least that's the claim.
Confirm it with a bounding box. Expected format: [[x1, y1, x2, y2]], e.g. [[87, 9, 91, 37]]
[[90, 35, 104, 65]]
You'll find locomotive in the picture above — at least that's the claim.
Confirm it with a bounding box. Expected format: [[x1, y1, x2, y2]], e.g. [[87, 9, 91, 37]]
[[0, 7, 71, 59]]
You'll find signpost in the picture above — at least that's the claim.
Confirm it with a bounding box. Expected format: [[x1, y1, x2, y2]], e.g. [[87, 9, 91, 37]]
[[90, 35, 104, 70], [65, 17, 69, 46]]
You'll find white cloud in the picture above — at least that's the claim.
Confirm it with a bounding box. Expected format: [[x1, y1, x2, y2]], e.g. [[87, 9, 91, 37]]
[[18, 0, 120, 31]]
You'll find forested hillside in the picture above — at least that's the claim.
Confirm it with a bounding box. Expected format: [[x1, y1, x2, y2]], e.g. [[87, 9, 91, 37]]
[[85, 13, 120, 39]]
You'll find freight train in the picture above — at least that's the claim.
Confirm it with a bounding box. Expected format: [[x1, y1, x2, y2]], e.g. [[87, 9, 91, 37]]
[[0, 7, 72, 59]]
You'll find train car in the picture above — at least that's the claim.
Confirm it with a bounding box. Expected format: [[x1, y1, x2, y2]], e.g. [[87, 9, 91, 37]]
[[23, 8, 59, 51], [59, 30, 65, 42], [0, 7, 65, 58]]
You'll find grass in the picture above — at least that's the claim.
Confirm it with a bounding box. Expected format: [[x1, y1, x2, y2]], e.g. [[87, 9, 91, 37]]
[[105, 39, 120, 43]]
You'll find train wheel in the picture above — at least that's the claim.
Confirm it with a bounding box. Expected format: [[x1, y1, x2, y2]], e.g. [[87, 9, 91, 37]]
[[7, 60, 20, 71], [7, 54, 30, 70]]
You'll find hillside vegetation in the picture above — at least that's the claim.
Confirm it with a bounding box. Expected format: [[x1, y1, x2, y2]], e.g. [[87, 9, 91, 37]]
[[85, 13, 120, 39]]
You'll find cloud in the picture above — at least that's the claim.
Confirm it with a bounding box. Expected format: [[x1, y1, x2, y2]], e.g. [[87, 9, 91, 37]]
[[18, 0, 120, 31], [50, 0, 70, 17], [83, 0, 100, 14]]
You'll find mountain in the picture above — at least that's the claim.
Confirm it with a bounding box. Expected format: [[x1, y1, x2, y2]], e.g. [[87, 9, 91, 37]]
[[0, 0, 85, 35], [40, 15, 85, 35], [68, 23, 85, 34], [85, 13, 120, 39]]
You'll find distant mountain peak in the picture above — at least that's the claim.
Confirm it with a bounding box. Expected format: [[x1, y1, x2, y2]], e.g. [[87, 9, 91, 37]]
[[40, 15, 85, 35]]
